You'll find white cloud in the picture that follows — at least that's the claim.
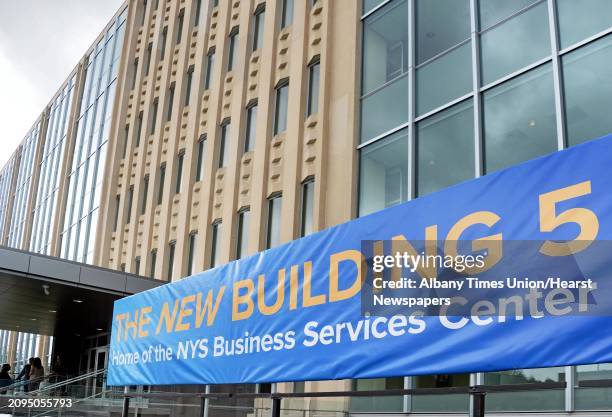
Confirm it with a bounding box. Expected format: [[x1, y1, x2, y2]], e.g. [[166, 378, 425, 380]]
[[0, 0, 125, 168]]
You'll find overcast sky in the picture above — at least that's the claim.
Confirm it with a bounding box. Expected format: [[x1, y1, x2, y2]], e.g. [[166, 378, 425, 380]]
[[0, 0, 125, 168]]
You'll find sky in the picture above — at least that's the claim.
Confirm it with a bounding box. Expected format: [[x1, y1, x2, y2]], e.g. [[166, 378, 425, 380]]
[[0, 0, 125, 168]]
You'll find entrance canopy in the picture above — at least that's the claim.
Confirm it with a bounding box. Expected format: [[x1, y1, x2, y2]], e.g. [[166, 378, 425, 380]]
[[0, 246, 161, 336]]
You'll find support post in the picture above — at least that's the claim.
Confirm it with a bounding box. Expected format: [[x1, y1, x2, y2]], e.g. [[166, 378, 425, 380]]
[[469, 387, 485, 417], [122, 386, 130, 417], [271, 396, 282, 417], [200, 385, 210, 417]]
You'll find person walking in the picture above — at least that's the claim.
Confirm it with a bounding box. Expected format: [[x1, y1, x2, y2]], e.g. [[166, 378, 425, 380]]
[[0, 364, 12, 393], [28, 357, 44, 392], [16, 358, 33, 392]]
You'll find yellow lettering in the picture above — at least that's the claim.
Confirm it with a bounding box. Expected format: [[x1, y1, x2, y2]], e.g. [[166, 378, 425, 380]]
[[195, 287, 225, 327], [138, 307, 152, 338], [445, 211, 502, 274], [156, 300, 180, 334], [232, 279, 254, 321], [175, 295, 196, 332], [303, 261, 326, 307], [257, 270, 285, 315], [329, 250, 364, 302]]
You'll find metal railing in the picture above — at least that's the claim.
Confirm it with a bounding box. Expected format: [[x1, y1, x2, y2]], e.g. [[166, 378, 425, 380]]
[[117, 381, 573, 417]]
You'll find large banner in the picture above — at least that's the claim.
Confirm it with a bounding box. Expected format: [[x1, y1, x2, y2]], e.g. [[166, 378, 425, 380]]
[[108, 134, 612, 386]]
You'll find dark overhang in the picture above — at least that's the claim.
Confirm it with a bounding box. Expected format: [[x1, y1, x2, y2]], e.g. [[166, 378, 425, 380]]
[[0, 246, 162, 336]]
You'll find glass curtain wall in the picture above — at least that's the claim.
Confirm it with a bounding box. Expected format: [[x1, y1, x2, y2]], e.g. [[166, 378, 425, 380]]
[[357, 0, 612, 412], [60, 9, 127, 264], [7, 122, 42, 249], [30, 76, 76, 255], [0, 155, 17, 241]]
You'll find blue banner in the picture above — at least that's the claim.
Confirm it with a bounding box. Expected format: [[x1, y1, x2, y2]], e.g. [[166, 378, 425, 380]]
[[108, 134, 612, 386]]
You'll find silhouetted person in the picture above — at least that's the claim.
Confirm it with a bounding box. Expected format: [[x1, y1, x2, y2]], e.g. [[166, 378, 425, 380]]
[[16, 358, 33, 392], [0, 363, 12, 392], [28, 357, 44, 392]]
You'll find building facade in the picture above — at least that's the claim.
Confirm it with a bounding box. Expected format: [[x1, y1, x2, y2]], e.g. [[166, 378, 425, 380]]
[[0, 0, 612, 414]]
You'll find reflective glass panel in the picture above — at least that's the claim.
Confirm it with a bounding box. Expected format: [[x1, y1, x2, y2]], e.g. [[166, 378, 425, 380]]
[[563, 34, 612, 146], [416, 41, 472, 115], [480, 1, 550, 85], [351, 378, 403, 412], [361, 0, 408, 142], [576, 363, 612, 410], [483, 64, 556, 173], [479, 0, 539, 29], [557, 0, 612, 49], [416, 0, 470, 64], [412, 374, 469, 412], [359, 128, 408, 216], [417, 100, 474, 196], [485, 368, 565, 411]]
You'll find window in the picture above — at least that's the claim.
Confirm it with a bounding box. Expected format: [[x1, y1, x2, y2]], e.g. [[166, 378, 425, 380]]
[[219, 121, 230, 168], [185, 67, 194, 106], [113, 195, 120, 232], [140, 0, 147, 25], [167, 241, 176, 280], [274, 81, 289, 135], [416, 0, 470, 64], [175, 151, 184, 193], [213, 0, 219, 6], [415, 0, 471, 115], [166, 83, 175, 121], [300, 179, 314, 237], [141, 175, 149, 215], [150, 99, 158, 135], [563, 34, 612, 146], [121, 263, 126, 272], [144, 43, 152, 76], [266, 194, 282, 249], [150, 249, 157, 278], [126, 185, 134, 224], [196, 135, 206, 181], [361, 0, 408, 142], [363, 0, 387, 15], [244, 102, 257, 152], [205, 48, 215, 89], [160, 27, 168, 60], [280, 0, 294, 28], [131, 58, 139, 89], [122, 125, 129, 158], [236, 208, 250, 259], [417, 42, 472, 115], [176, 10, 185, 44], [157, 164, 166, 205], [187, 232, 197, 276], [252, 6, 265, 51], [412, 374, 469, 412], [483, 64, 556, 173], [194, 0, 203, 26], [307, 58, 320, 116], [134, 256, 141, 275], [352, 378, 404, 412], [576, 363, 612, 410], [557, 0, 612, 49], [359, 128, 408, 216], [228, 28, 239, 71], [210, 220, 222, 268], [136, 111, 143, 147], [485, 368, 565, 411], [416, 100, 474, 196], [478, 0, 535, 29], [480, 1, 550, 85]]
